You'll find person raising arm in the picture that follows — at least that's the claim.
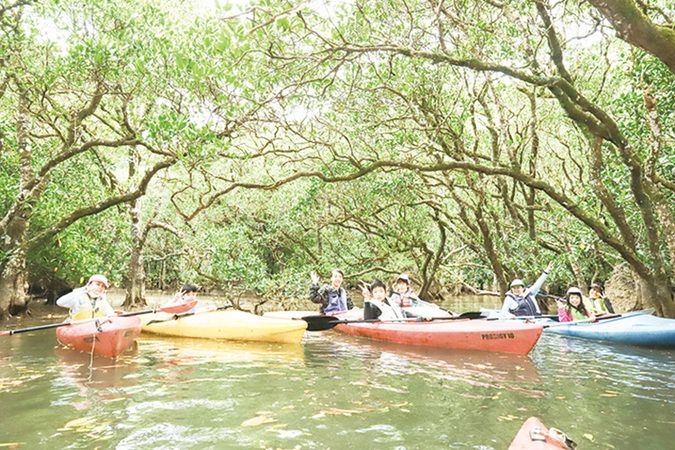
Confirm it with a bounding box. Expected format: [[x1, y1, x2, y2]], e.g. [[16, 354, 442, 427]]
[[56, 274, 116, 320], [308, 269, 354, 314]]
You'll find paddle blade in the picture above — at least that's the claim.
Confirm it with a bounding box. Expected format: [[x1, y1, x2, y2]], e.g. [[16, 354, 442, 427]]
[[301, 315, 342, 331], [457, 311, 485, 320]]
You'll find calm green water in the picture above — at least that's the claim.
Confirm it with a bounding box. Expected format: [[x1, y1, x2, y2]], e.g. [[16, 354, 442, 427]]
[[1, 301, 674, 449]]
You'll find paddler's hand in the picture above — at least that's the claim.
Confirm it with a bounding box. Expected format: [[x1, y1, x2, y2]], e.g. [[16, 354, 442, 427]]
[[360, 282, 371, 300]]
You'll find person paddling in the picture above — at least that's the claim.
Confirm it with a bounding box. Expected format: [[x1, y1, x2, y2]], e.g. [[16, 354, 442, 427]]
[[500, 262, 554, 317], [308, 269, 354, 314], [56, 274, 116, 320]]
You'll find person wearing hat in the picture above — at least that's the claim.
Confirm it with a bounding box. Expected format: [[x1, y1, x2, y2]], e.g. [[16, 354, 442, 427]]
[[56, 274, 116, 320], [499, 262, 554, 317], [309, 269, 354, 314], [389, 273, 420, 308], [556, 286, 591, 322]]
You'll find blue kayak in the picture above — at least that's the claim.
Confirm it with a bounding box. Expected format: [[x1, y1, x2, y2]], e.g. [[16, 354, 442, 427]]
[[544, 310, 675, 348]]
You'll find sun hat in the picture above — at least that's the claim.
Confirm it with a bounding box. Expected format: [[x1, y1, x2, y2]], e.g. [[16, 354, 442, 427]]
[[87, 274, 110, 289], [510, 279, 525, 288]]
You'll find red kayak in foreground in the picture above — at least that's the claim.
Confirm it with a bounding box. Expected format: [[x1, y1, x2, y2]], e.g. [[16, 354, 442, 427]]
[[56, 316, 142, 359], [332, 316, 543, 355], [509, 417, 577, 449]]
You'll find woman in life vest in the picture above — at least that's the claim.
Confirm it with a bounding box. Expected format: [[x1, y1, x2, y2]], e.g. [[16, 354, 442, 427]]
[[500, 261, 554, 317], [308, 269, 354, 314], [56, 274, 116, 320]]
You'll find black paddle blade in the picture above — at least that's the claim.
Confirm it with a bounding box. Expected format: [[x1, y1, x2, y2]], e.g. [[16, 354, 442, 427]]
[[301, 315, 342, 331], [457, 311, 485, 320]]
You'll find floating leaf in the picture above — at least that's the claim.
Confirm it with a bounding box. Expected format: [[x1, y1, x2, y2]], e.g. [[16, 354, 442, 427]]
[[241, 415, 277, 427], [497, 414, 519, 422], [321, 408, 364, 416], [583, 433, 595, 442], [59, 416, 99, 432]]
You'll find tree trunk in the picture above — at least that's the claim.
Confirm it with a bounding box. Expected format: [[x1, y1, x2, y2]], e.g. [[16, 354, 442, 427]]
[[0, 90, 32, 318], [123, 199, 147, 309], [0, 251, 28, 319], [640, 274, 675, 317]]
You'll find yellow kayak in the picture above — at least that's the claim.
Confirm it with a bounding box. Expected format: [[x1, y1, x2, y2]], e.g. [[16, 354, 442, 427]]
[[140, 309, 307, 344]]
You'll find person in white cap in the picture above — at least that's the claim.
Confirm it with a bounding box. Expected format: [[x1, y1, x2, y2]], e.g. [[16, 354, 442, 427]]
[[56, 274, 116, 320], [499, 262, 554, 317], [389, 273, 420, 308]]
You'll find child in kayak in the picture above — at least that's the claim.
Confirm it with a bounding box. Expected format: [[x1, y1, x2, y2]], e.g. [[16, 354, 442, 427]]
[[557, 287, 592, 322], [165, 283, 199, 313], [362, 280, 405, 320], [587, 282, 614, 315], [388, 273, 420, 308]]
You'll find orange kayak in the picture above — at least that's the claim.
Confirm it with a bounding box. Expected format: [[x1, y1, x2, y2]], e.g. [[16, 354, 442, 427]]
[[56, 316, 141, 359], [509, 417, 577, 449], [332, 316, 543, 355]]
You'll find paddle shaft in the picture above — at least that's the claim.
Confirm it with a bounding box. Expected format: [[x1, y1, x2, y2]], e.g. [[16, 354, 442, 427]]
[[0, 302, 199, 336], [543, 313, 621, 328], [145, 305, 233, 325]]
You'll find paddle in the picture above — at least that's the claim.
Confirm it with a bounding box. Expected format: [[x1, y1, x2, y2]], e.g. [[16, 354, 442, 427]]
[[543, 313, 622, 328], [145, 304, 233, 325], [0, 301, 199, 337], [301, 312, 479, 332]]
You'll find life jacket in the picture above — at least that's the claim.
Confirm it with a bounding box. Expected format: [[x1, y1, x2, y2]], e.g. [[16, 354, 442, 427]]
[[323, 288, 348, 313], [507, 293, 539, 316], [364, 302, 382, 320], [390, 290, 418, 307], [71, 297, 108, 321]]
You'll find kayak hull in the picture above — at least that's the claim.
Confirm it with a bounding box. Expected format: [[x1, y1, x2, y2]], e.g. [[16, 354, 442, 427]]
[[56, 316, 141, 359], [509, 417, 575, 449], [141, 309, 307, 344], [545, 311, 675, 348], [333, 317, 543, 355]]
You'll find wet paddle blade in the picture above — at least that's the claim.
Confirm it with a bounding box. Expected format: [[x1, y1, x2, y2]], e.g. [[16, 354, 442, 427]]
[[300, 315, 342, 331]]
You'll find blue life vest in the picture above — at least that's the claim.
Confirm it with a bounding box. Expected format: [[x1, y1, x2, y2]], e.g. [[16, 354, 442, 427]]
[[507, 293, 539, 316]]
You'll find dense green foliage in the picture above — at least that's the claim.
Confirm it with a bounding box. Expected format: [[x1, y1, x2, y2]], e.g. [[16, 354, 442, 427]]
[[1, 0, 673, 314]]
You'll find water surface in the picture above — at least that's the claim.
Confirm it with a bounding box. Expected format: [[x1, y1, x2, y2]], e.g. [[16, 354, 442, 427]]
[[1, 298, 673, 449]]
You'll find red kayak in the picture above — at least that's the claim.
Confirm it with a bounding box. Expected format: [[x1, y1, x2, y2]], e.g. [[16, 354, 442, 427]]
[[332, 316, 543, 355], [56, 316, 142, 359], [509, 417, 577, 449]]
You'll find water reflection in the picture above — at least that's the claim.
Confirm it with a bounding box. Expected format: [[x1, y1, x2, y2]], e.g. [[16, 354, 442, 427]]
[[302, 331, 543, 394], [1, 309, 674, 449], [53, 344, 140, 389]]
